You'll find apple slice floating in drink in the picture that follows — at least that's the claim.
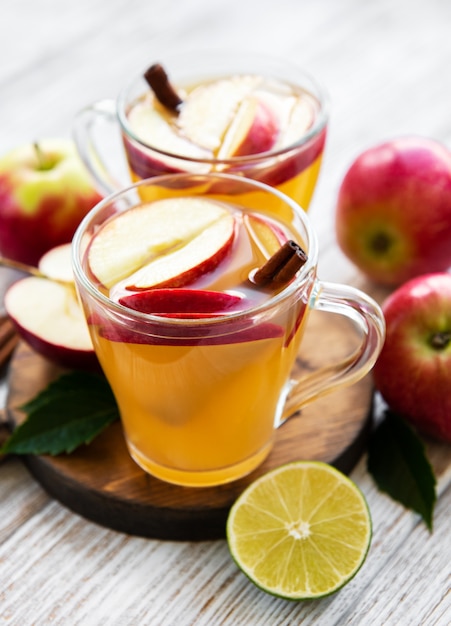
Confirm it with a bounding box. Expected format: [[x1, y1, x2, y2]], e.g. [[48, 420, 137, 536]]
[[126, 67, 325, 191], [119, 288, 247, 317], [87, 197, 236, 289], [125, 212, 235, 290], [126, 106, 211, 175], [217, 97, 279, 159], [126, 74, 284, 179], [177, 76, 263, 152]]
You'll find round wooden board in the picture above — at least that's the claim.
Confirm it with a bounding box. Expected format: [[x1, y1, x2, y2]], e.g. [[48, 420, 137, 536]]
[[5, 310, 374, 541]]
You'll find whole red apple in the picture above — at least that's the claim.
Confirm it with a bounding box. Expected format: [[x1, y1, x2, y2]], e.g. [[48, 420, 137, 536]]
[[335, 136, 451, 286], [373, 273, 451, 442], [0, 138, 102, 266]]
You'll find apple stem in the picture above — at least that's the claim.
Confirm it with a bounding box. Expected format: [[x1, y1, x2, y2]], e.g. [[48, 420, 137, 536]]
[[144, 63, 183, 113], [33, 142, 53, 171], [251, 240, 308, 288]]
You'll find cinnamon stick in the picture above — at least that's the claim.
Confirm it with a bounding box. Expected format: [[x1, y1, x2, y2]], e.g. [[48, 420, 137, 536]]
[[0, 317, 19, 369], [144, 63, 183, 113], [252, 240, 308, 288]]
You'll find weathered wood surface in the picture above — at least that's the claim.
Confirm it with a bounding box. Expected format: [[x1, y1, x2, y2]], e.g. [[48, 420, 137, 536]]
[[1, 0, 451, 623]]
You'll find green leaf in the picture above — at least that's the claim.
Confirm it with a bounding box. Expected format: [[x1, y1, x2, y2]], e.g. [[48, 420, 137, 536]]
[[367, 409, 437, 531], [1, 371, 119, 456]]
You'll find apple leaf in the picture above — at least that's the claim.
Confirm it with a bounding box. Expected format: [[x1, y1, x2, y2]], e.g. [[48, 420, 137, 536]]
[[0, 371, 119, 456], [367, 409, 437, 531]]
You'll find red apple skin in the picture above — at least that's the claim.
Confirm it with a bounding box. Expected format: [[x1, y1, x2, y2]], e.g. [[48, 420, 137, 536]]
[[0, 139, 103, 266], [123, 123, 327, 191], [124, 217, 235, 291], [335, 137, 451, 286], [10, 320, 99, 371], [4, 276, 99, 371], [97, 319, 284, 346], [373, 273, 451, 442], [119, 288, 247, 316]]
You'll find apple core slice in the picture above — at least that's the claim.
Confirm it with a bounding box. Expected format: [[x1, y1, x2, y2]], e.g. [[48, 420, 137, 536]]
[[87, 197, 236, 290]]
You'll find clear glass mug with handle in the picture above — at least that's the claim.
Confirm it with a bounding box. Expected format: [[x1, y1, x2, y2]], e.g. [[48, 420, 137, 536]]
[[72, 172, 385, 488], [73, 50, 329, 212]]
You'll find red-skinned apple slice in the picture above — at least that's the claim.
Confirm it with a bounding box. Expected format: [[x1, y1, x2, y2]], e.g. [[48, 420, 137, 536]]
[[93, 311, 283, 346], [127, 105, 211, 163], [244, 213, 288, 257], [119, 288, 247, 316], [177, 76, 262, 152], [87, 197, 236, 290], [125, 214, 235, 290], [4, 277, 97, 370], [217, 97, 279, 158]]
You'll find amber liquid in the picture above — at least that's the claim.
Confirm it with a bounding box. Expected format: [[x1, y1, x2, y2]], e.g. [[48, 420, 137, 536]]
[[85, 202, 310, 486]]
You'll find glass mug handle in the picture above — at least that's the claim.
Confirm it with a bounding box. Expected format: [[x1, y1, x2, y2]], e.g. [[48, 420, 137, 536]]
[[280, 280, 385, 424], [72, 99, 125, 196]]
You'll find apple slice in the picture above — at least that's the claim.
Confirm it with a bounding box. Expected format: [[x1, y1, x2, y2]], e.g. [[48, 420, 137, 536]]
[[125, 213, 235, 290], [258, 126, 327, 188], [38, 242, 74, 283], [95, 309, 283, 346], [127, 103, 211, 162], [88, 197, 236, 290], [4, 277, 97, 370], [244, 213, 288, 258], [177, 75, 262, 152], [119, 288, 247, 317], [274, 96, 315, 150], [217, 97, 279, 159]]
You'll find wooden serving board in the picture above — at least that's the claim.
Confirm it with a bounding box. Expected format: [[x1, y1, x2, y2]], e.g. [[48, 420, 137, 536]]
[[4, 311, 374, 541]]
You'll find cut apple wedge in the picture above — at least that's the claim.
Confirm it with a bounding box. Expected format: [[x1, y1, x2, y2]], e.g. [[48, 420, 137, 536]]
[[38, 243, 74, 283], [128, 103, 211, 162], [177, 75, 262, 152], [4, 277, 97, 370], [217, 97, 279, 159], [273, 96, 315, 150], [87, 197, 236, 290], [94, 311, 283, 346], [124, 214, 235, 290], [244, 213, 287, 258], [119, 288, 247, 317], [258, 126, 327, 188]]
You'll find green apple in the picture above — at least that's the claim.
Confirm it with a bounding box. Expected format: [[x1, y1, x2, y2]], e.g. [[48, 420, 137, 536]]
[[0, 138, 102, 265], [373, 273, 451, 442], [335, 136, 451, 286]]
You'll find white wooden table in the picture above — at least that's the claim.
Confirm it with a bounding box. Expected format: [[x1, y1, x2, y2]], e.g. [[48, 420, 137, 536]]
[[1, 0, 451, 623]]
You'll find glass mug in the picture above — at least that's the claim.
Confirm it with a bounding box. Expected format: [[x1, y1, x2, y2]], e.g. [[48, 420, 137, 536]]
[[72, 173, 385, 488], [73, 51, 329, 211]]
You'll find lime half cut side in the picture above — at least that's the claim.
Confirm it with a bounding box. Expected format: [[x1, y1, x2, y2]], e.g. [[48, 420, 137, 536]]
[[226, 461, 372, 600]]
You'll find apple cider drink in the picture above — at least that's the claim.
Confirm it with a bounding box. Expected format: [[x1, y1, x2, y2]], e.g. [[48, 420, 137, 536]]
[[122, 64, 327, 212], [80, 190, 310, 487]]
